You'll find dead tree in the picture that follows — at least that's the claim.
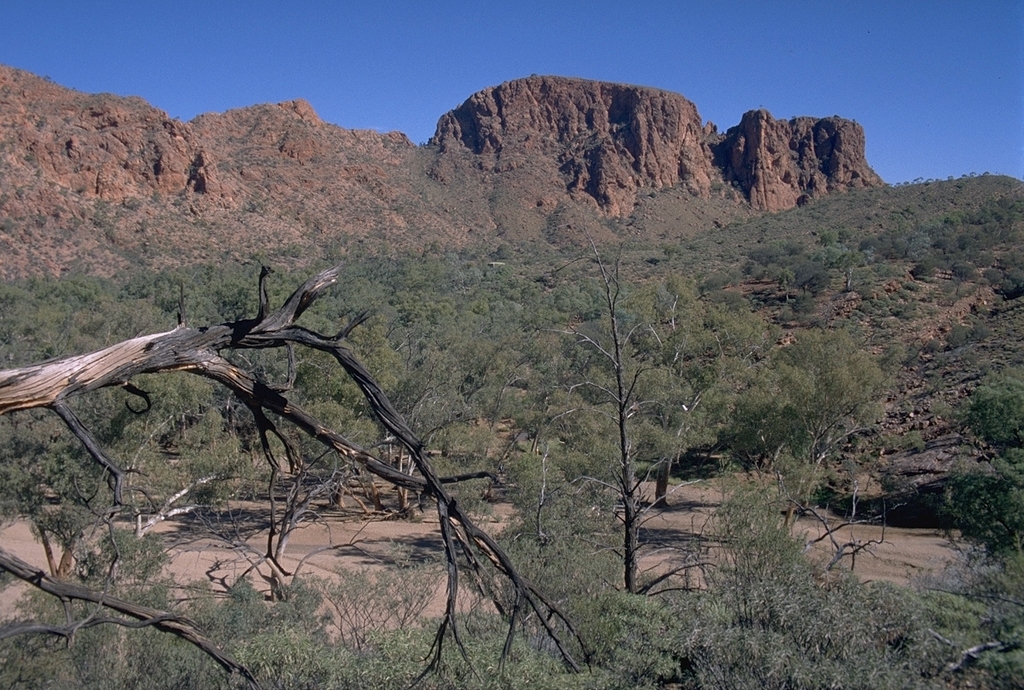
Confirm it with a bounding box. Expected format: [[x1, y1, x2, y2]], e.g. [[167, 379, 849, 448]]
[[556, 242, 645, 594], [0, 264, 584, 685]]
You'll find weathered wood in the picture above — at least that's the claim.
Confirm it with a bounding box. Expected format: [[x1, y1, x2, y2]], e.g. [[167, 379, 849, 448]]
[[0, 263, 585, 679], [0, 328, 186, 414]]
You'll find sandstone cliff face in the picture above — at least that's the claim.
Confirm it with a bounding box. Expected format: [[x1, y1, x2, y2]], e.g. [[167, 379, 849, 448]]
[[432, 76, 719, 216], [431, 76, 883, 214], [715, 110, 884, 212]]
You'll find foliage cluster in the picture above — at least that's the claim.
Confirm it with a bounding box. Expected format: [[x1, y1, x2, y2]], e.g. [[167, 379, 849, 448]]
[[945, 369, 1024, 556]]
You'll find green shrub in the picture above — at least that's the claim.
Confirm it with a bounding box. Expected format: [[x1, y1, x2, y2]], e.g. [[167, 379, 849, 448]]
[[945, 371, 1024, 555], [962, 371, 1024, 450], [920, 552, 1024, 688], [573, 591, 685, 689], [663, 492, 947, 689], [944, 450, 1024, 555]]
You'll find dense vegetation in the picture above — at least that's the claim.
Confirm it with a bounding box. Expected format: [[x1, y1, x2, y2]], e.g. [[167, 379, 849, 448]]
[[1, 175, 1023, 688]]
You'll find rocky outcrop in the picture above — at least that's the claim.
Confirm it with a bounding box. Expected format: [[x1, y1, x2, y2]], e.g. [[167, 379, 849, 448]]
[[191, 99, 412, 174], [431, 76, 719, 216], [0, 65, 418, 213], [0, 66, 204, 204], [715, 110, 884, 211], [0, 65, 453, 278], [431, 76, 883, 214]]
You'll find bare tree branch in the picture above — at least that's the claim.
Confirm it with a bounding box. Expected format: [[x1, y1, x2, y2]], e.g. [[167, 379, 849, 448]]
[[0, 546, 261, 689], [0, 263, 584, 678], [946, 641, 1011, 673]]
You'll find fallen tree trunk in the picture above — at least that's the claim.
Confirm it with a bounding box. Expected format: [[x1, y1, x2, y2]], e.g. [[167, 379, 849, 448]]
[[0, 264, 584, 684]]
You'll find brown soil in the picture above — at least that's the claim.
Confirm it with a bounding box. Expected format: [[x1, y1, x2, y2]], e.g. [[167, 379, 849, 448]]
[[0, 479, 958, 622], [639, 481, 957, 587]]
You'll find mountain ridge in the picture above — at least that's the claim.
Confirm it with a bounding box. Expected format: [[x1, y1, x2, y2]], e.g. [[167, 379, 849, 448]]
[[1, 65, 881, 278]]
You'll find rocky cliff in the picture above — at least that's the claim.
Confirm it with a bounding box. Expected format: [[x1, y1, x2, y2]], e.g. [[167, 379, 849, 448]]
[[716, 109, 883, 211], [0, 68, 194, 202], [0, 65, 884, 277], [431, 75, 883, 214], [431, 76, 719, 216], [0, 65, 470, 277]]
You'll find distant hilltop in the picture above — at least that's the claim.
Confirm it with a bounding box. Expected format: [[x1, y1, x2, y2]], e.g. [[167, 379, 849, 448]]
[[0, 65, 882, 278], [433, 75, 882, 215]]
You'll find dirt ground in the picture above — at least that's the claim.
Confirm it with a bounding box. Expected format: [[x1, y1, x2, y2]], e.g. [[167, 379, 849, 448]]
[[0, 480, 960, 619], [638, 481, 959, 586]]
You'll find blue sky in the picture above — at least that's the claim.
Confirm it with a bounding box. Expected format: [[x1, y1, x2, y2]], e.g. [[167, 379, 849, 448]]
[[1, 1, 1021, 183]]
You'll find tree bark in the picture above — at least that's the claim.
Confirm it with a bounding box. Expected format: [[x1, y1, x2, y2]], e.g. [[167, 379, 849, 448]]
[[654, 459, 671, 507]]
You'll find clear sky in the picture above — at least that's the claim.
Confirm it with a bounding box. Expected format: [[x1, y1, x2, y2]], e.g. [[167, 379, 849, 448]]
[[1, 1, 1021, 184]]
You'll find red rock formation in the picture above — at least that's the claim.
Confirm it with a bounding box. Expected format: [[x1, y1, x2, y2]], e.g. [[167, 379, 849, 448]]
[[0, 66, 201, 204], [432, 76, 883, 214], [0, 65, 416, 214], [0, 65, 885, 277], [0, 65, 448, 278], [715, 110, 884, 211], [432, 75, 719, 216]]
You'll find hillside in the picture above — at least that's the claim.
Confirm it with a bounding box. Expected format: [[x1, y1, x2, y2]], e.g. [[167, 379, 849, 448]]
[[1, 66, 881, 279], [3, 65, 1024, 482]]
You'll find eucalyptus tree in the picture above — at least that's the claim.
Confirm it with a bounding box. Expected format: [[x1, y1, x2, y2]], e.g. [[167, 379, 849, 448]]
[[726, 329, 887, 522], [947, 369, 1024, 555]]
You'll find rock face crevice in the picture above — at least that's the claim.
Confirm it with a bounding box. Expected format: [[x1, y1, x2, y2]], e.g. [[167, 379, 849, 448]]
[[431, 75, 883, 214]]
